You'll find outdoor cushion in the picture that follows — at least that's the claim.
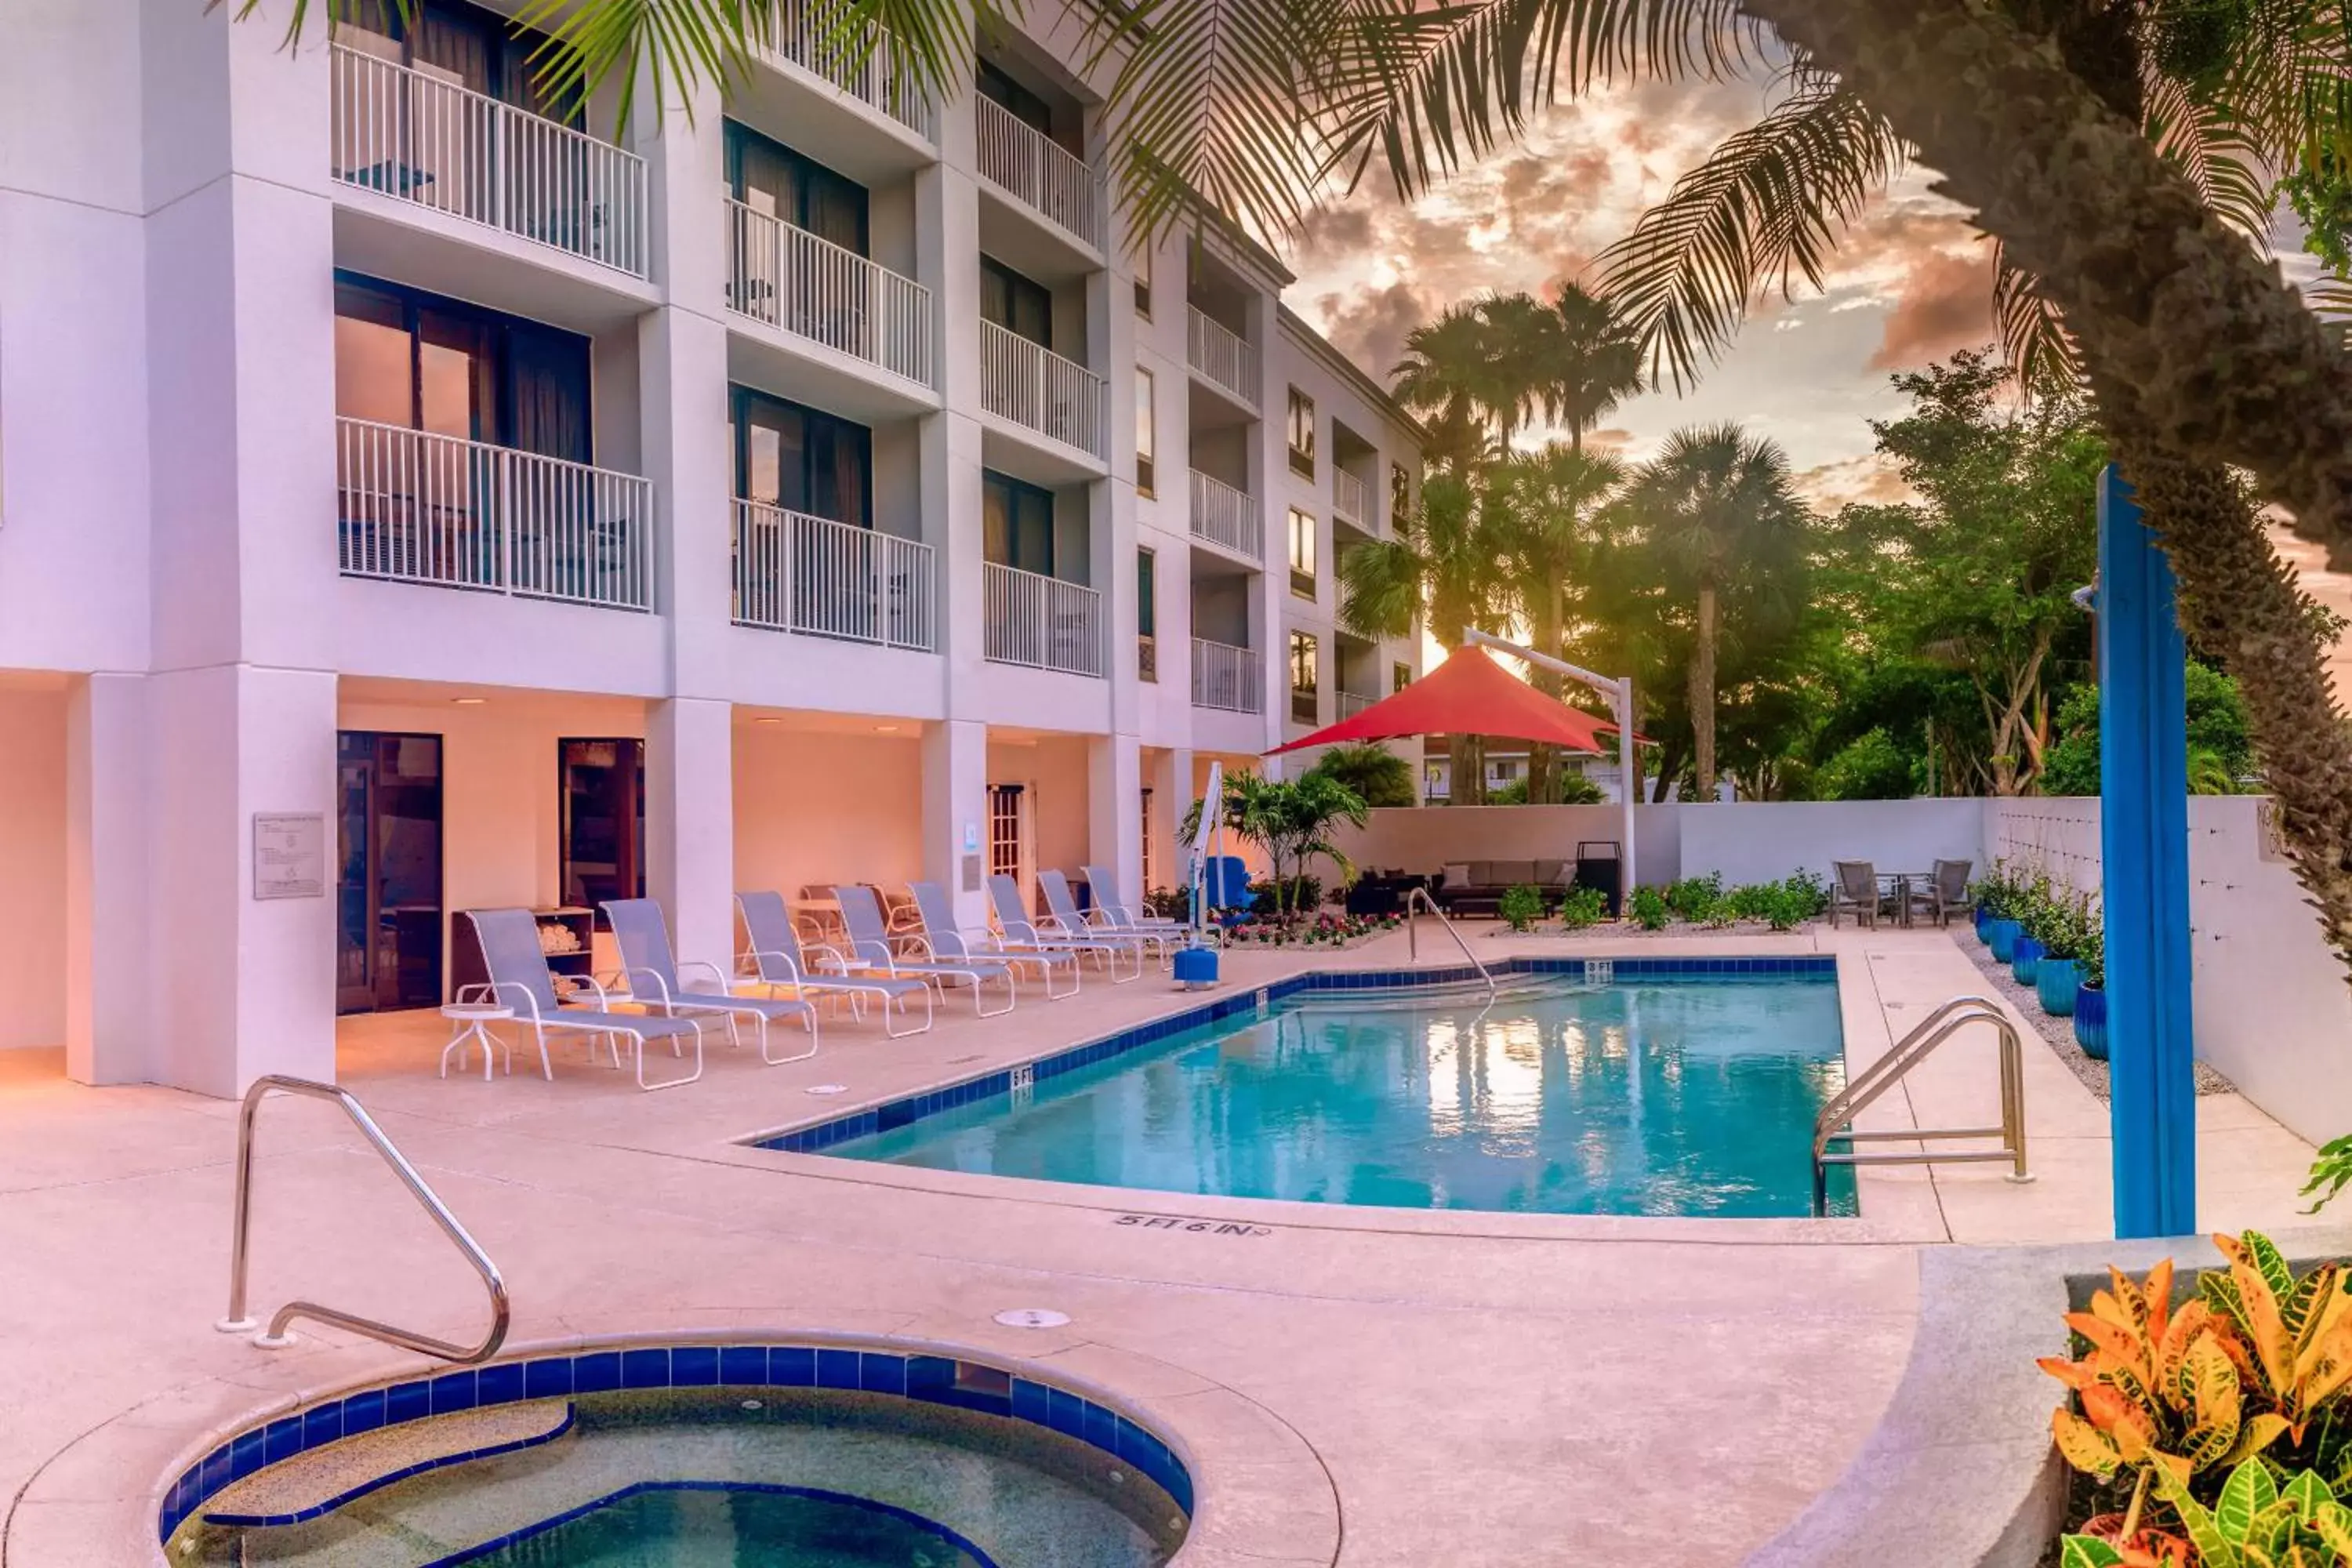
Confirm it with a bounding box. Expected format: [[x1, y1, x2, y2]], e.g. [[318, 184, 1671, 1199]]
[[1442, 862, 1472, 888], [1487, 860, 1537, 887], [1532, 859, 1569, 886]]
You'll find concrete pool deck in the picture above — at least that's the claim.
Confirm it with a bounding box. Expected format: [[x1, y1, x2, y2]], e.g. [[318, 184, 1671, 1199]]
[[0, 924, 2324, 1565]]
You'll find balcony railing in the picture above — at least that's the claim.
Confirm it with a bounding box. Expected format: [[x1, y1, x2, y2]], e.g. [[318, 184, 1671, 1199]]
[[1337, 690, 1377, 719], [979, 320, 1107, 459], [1188, 470, 1261, 561], [330, 43, 648, 278], [726, 201, 935, 389], [1333, 468, 1374, 530], [1185, 306, 1258, 406], [733, 501, 935, 652], [974, 96, 1105, 249], [756, 0, 935, 140], [336, 418, 652, 611], [1138, 632, 1159, 682], [984, 562, 1104, 677], [1192, 639, 1264, 713]]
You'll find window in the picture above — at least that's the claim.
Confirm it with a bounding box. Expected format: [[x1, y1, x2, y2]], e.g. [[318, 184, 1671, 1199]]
[[1289, 631, 1319, 724], [1140, 787, 1156, 891], [1392, 660, 1412, 694], [1391, 462, 1410, 523], [1134, 241, 1152, 319], [1134, 369, 1156, 495], [559, 739, 644, 916], [724, 121, 869, 255], [731, 387, 871, 525], [1494, 759, 1519, 782], [1287, 387, 1316, 477], [987, 782, 1026, 888], [978, 59, 1055, 138], [339, 0, 579, 120], [334, 273, 590, 459], [983, 470, 1055, 575], [1288, 507, 1317, 598], [1137, 548, 1158, 681], [980, 256, 1054, 350]]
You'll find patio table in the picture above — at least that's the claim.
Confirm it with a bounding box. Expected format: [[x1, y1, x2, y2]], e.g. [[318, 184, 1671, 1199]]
[[1877, 872, 1930, 927]]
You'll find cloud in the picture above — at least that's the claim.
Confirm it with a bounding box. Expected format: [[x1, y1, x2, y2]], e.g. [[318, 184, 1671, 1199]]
[[1867, 246, 1997, 371], [1312, 281, 1433, 384], [1795, 455, 1912, 509]]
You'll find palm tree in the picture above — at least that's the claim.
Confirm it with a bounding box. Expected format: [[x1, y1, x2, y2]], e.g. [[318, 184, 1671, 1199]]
[[1630, 425, 1806, 801], [1181, 770, 1368, 924], [1487, 443, 1627, 800], [1389, 303, 1498, 435], [1534, 284, 1647, 453]]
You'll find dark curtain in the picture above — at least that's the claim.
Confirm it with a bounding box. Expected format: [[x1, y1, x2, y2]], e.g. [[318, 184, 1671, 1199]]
[[506, 323, 590, 463]]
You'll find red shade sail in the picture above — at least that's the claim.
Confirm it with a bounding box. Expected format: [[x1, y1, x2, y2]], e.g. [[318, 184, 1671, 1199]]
[[1268, 644, 1628, 757]]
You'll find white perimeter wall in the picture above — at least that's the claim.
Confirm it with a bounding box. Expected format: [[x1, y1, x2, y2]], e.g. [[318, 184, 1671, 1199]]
[[0, 685, 67, 1049]]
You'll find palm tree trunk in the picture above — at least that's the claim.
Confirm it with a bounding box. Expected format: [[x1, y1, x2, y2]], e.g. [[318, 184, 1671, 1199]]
[[1455, 734, 1487, 805], [1691, 581, 1719, 800], [1527, 588, 1568, 803]]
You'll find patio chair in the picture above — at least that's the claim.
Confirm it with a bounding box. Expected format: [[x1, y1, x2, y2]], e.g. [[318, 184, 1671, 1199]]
[[735, 891, 934, 1038], [1828, 861, 1887, 929], [1081, 863, 1185, 935], [457, 907, 708, 1091], [1904, 859, 1976, 927], [1042, 869, 1174, 967], [908, 880, 1080, 999], [602, 898, 818, 1065], [832, 884, 1018, 1018], [988, 875, 1140, 983]]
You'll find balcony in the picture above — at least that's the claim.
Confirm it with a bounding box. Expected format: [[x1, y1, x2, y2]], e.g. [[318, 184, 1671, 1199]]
[[1186, 307, 1258, 408], [980, 321, 1107, 459], [984, 562, 1104, 677], [726, 201, 935, 389], [329, 43, 648, 278], [336, 418, 652, 611], [755, 0, 935, 140], [1189, 470, 1262, 563], [1334, 469, 1374, 532], [733, 501, 935, 652], [1337, 690, 1377, 719], [1192, 639, 1264, 713], [975, 96, 1105, 251]]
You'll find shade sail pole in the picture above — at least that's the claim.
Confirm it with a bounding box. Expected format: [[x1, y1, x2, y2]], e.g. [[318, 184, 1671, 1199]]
[[1462, 630, 1639, 896]]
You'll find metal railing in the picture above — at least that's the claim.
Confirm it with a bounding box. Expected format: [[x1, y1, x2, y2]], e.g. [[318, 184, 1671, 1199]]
[[979, 320, 1106, 458], [1189, 469, 1261, 561], [733, 500, 935, 651], [217, 1075, 510, 1363], [1191, 637, 1264, 713], [1404, 887, 1497, 997], [1337, 690, 1377, 719], [726, 201, 935, 388], [983, 561, 1104, 676], [1333, 468, 1374, 530], [975, 96, 1105, 249], [1185, 305, 1258, 405], [755, 0, 935, 139], [338, 417, 653, 611], [1138, 632, 1158, 681], [1811, 994, 2032, 1215], [330, 43, 648, 277]]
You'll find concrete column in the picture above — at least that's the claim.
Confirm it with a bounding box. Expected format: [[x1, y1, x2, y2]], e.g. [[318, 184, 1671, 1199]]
[[923, 132, 989, 713], [922, 718, 990, 928], [64, 673, 152, 1086], [1247, 289, 1287, 759], [645, 698, 735, 970], [1088, 731, 1144, 909]]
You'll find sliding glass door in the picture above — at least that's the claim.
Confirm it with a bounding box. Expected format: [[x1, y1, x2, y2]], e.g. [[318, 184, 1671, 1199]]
[[336, 732, 445, 1014]]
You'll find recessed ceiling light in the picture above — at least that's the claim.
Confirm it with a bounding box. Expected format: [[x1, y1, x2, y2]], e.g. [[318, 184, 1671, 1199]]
[[755, 717, 784, 726], [452, 697, 487, 706], [875, 724, 901, 733]]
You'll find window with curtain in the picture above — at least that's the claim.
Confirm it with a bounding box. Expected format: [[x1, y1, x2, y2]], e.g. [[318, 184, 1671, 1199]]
[[983, 470, 1055, 575], [1393, 661, 1412, 693], [724, 119, 869, 256], [731, 387, 872, 526], [981, 258, 1053, 349], [558, 739, 644, 917], [1290, 631, 1319, 724], [1288, 507, 1317, 598], [343, 0, 580, 119], [1134, 241, 1152, 319], [976, 59, 1064, 146], [1134, 369, 1156, 495], [1137, 547, 1157, 681], [334, 272, 590, 460], [1287, 387, 1316, 477]]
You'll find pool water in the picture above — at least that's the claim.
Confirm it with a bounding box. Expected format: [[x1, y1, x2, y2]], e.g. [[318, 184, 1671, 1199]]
[[459, 1483, 991, 1566], [837, 976, 1857, 1218]]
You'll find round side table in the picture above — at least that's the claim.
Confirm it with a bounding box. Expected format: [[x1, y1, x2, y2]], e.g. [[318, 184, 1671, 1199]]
[[440, 1003, 515, 1082]]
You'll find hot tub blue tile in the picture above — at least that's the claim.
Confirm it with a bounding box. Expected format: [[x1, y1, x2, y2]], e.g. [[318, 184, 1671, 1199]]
[[476, 1362, 525, 1407], [1011, 1378, 1051, 1426], [263, 1415, 303, 1465], [1082, 1401, 1119, 1454], [904, 1356, 954, 1401], [858, 1353, 907, 1396], [619, 1348, 668, 1390], [429, 1370, 478, 1415], [670, 1346, 719, 1386], [1112, 1415, 1152, 1467], [719, 1346, 767, 1386], [769, 1346, 815, 1387], [300, 1403, 342, 1447], [230, 1428, 267, 1481], [523, 1359, 573, 1400], [198, 1443, 233, 1495], [385, 1381, 431, 1426], [1046, 1386, 1085, 1439], [815, 1349, 860, 1390], [572, 1352, 622, 1395]]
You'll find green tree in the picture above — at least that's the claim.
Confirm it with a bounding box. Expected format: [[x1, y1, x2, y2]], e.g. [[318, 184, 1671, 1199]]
[[1305, 742, 1417, 808], [1182, 771, 1369, 921], [2041, 662, 2258, 795], [1816, 728, 1915, 800], [1487, 442, 1627, 801]]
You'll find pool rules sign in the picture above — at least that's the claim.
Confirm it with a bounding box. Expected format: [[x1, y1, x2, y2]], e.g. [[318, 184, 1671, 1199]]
[[252, 812, 326, 900]]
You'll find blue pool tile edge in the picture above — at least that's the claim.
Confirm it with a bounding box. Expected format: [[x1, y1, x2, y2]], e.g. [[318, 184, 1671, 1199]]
[[200, 1405, 579, 1529], [756, 953, 1837, 1156], [159, 1345, 1192, 1543]]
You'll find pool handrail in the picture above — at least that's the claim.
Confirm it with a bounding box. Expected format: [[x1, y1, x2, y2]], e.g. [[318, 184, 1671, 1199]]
[[1810, 995, 2031, 1215], [1403, 887, 1497, 999], [216, 1073, 511, 1363]]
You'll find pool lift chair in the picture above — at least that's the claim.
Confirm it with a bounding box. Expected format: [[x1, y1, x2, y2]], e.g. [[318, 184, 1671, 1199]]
[[1174, 762, 1236, 990]]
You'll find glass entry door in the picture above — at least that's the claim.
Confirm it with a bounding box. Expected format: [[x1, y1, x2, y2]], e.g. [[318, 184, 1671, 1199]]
[[336, 732, 445, 1014]]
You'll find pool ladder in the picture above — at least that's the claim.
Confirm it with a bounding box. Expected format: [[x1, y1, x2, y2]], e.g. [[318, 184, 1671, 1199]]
[[216, 1074, 511, 1363], [1403, 887, 1497, 1000], [1811, 995, 2032, 1216]]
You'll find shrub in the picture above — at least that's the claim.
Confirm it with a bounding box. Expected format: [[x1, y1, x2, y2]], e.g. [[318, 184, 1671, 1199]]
[[1142, 887, 1189, 921], [1497, 884, 1546, 932], [1726, 882, 1777, 921], [1556, 771, 1606, 804], [1778, 869, 1830, 919], [1628, 886, 1671, 931], [1761, 884, 1813, 931], [1489, 778, 1531, 805], [1248, 876, 1324, 918], [1305, 742, 1417, 809], [1665, 874, 1722, 923], [2023, 884, 2096, 962], [1816, 727, 1915, 800], [1559, 885, 1609, 929]]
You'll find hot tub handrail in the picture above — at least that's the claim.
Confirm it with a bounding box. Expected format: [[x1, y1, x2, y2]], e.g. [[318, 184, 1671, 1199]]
[[1809, 995, 2031, 1215], [1403, 887, 1497, 998], [217, 1073, 511, 1364]]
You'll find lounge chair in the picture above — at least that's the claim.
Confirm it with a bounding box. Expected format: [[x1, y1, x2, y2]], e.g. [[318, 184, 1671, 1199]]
[[457, 907, 707, 1091], [1828, 861, 1889, 928], [908, 880, 1080, 999], [988, 874, 1139, 983], [735, 891, 934, 1037], [1080, 863, 1185, 940], [1904, 859, 1976, 927], [833, 884, 1018, 1018], [1042, 869, 1173, 966], [602, 898, 818, 1065]]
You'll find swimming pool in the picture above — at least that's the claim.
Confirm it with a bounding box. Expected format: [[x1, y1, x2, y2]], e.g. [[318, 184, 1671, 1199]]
[[816, 969, 1855, 1218]]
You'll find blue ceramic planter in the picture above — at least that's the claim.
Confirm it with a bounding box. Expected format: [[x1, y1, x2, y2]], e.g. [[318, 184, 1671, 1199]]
[[1974, 907, 1994, 943], [2010, 935, 2044, 985], [2036, 959, 2081, 1015], [2074, 985, 2108, 1060], [1987, 918, 2021, 962]]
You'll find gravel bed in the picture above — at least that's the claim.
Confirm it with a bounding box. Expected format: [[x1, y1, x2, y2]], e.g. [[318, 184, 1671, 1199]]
[[1945, 925, 2234, 1102]]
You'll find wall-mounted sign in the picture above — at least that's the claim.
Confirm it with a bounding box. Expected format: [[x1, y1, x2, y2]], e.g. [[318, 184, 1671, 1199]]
[[963, 820, 981, 854], [252, 812, 327, 900]]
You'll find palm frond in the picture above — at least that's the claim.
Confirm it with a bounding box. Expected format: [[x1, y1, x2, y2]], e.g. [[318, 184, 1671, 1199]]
[[2140, 68, 2279, 245], [1593, 82, 1907, 391], [1992, 247, 2081, 402]]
